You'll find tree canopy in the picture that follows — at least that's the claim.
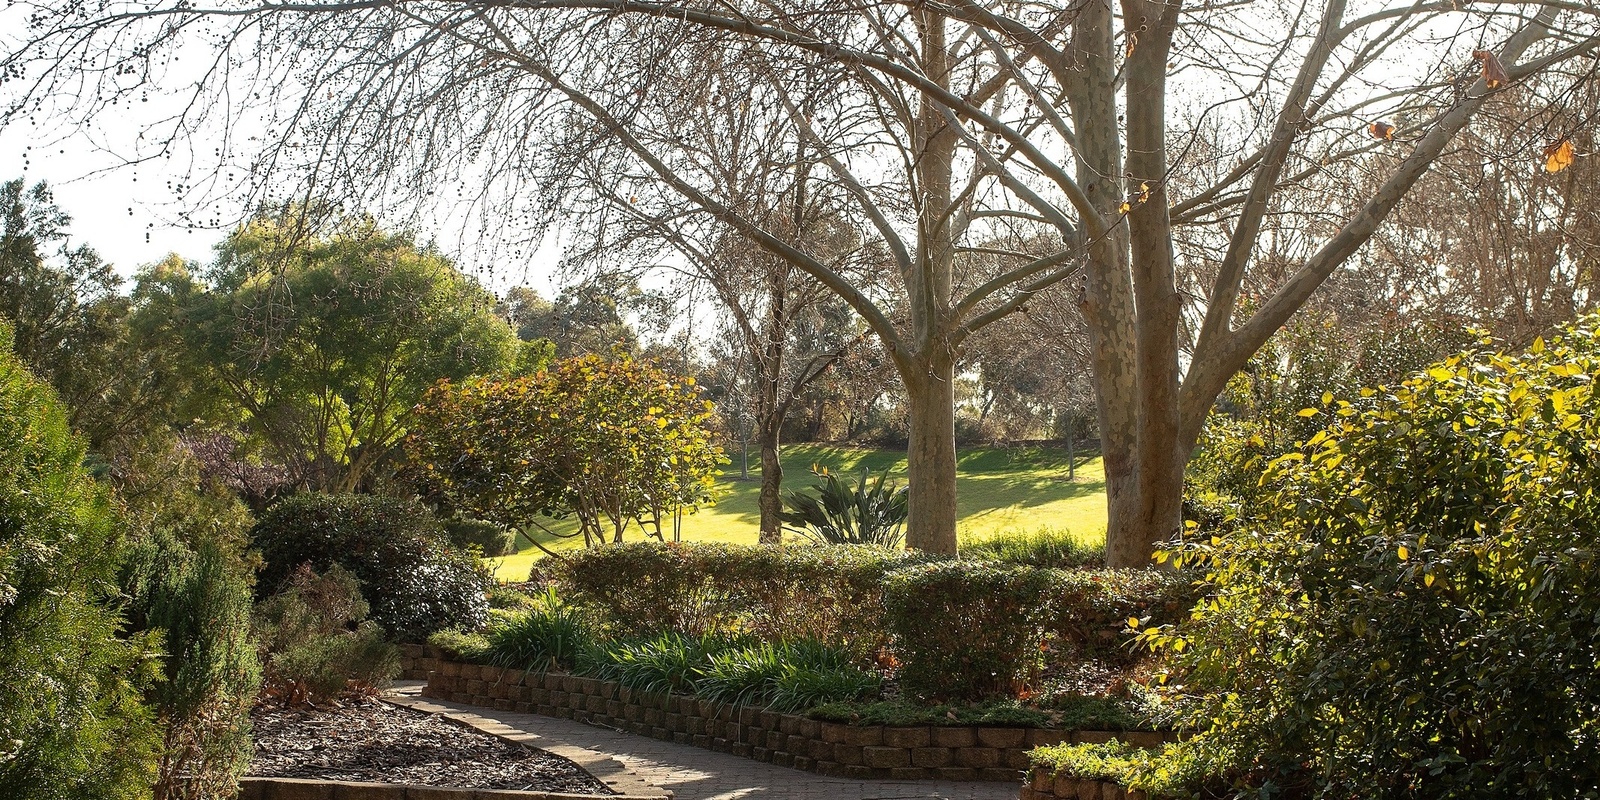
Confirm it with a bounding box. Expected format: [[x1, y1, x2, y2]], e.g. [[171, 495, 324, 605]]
[[145, 212, 518, 493], [406, 353, 725, 547]]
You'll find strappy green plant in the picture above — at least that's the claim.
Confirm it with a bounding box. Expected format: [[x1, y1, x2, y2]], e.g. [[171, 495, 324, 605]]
[[779, 466, 908, 548]]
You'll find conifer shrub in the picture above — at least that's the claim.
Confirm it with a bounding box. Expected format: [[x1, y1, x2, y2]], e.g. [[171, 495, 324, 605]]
[[0, 330, 161, 800], [122, 530, 260, 800], [254, 564, 400, 703]]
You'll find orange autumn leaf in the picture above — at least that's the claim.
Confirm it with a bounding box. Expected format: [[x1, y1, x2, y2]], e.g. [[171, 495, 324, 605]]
[[1544, 139, 1575, 174], [1368, 121, 1396, 141], [1473, 49, 1510, 89]]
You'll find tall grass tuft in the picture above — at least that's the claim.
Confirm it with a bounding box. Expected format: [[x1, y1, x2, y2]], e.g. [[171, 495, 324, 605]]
[[962, 525, 1105, 569], [484, 587, 592, 671]]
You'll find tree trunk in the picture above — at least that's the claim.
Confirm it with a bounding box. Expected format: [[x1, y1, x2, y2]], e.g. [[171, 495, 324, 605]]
[[902, 350, 958, 555], [1067, 0, 1146, 568], [757, 419, 783, 544], [1121, 0, 1187, 568]]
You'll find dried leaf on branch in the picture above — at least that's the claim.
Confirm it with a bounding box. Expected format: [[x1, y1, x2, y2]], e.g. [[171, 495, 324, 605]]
[[1473, 49, 1511, 89], [1544, 140, 1575, 174]]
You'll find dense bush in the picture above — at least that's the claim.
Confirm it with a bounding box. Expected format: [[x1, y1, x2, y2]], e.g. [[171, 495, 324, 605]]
[[962, 526, 1106, 568], [883, 561, 1060, 700], [0, 330, 162, 800], [115, 434, 264, 800], [554, 542, 923, 652], [779, 466, 908, 547], [252, 493, 491, 641], [1045, 570, 1194, 665], [254, 565, 401, 703], [444, 517, 518, 557], [556, 541, 1191, 703], [1144, 318, 1600, 798], [121, 529, 260, 800]]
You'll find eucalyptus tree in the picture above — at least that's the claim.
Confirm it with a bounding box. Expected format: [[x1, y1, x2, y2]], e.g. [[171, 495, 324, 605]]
[[6, 0, 1598, 562]]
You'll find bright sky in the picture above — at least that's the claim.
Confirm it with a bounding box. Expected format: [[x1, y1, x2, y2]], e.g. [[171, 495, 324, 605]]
[[1, 126, 220, 277], [0, 116, 568, 296]]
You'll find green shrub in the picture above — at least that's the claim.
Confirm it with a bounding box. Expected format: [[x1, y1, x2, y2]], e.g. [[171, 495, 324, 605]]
[[252, 493, 492, 641], [558, 542, 1188, 700], [0, 329, 162, 800], [883, 561, 1059, 700], [121, 529, 260, 800], [963, 526, 1105, 568], [269, 628, 401, 702], [484, 588, 593, 672], [1044, 570, 1194, 666], [779, 466, 908, 547], [1149, 317, 1600, 798], [254, 564, 401, 703], [426, 629, 491, 663], [554, 542, 923, 653], [444, 516, 518, 557], [488, 584, 540, 611]]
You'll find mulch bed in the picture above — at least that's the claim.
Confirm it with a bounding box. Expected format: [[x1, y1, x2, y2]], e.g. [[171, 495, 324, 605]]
[[249, 698, 614, 794]]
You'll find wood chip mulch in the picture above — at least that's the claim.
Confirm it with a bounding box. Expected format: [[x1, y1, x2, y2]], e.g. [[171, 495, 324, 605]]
[[249, 698, 615, 794]]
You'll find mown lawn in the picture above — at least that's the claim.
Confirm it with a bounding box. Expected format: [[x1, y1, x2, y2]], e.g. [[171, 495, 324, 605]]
[[486, 443, 1107, 581]]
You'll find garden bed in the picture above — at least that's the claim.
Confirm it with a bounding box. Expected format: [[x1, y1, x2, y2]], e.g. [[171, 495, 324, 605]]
[[248, 697, 615, 794], [422, 659, 1171, 782]]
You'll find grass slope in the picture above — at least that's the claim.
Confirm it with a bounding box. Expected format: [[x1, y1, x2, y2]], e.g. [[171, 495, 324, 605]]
[[487, 443, 1107, 581]]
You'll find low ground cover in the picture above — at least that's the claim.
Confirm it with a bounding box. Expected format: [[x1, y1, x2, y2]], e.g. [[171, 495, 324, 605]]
[[486, 445, 1108, 579]]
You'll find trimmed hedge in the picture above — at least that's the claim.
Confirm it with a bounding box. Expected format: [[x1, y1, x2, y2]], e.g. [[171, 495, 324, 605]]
[[252, 494, 492, 642], [885, 562, 1060, 699], [552, 542, 1195, 702], [554, 542, 929, 654]]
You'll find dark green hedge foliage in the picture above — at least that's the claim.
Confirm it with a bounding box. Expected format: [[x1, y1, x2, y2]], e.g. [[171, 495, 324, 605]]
[[443, 517, 518, 557], [252, 493, 492, 642], [0, 333, 161, 800], [884, 561, 1060, 700], [553, 542, 928, 654], [553, 541, 1193, 702]]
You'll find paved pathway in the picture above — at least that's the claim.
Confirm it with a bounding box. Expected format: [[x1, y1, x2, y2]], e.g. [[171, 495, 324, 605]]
[[388, 683, 1021, 800]]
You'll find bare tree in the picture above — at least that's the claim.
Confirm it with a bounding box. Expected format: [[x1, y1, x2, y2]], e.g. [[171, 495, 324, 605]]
[[6, 0, 1598, 562]]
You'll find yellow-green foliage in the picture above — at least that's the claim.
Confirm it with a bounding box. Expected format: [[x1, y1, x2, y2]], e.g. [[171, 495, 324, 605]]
[[1029, 741, 1213, 798], [0, 327, 161, 800], [408, 354, 725, 546], [1146, 315, 1600, 798]]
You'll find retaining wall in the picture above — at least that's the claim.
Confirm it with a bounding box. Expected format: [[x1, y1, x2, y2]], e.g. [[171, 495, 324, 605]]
[[1021, 767, 1155, 800], [421, 657, 1170, 783]]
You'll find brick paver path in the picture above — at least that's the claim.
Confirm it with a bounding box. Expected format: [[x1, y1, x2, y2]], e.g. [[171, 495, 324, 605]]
[[389, 683, 1021, 800]]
